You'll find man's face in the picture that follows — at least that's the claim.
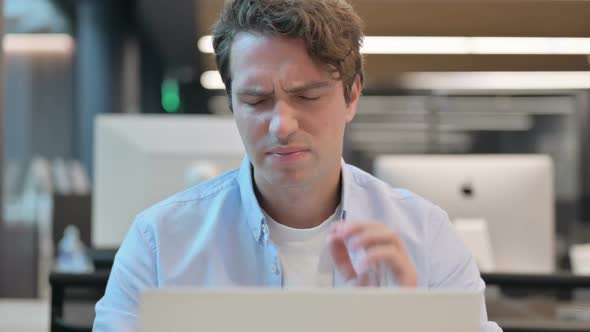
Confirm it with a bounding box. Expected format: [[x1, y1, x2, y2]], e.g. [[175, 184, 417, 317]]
[[230, 33, 361, 190]]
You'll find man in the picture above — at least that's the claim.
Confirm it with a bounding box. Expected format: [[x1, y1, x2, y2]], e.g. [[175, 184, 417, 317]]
[[94, 0, 500, 331]]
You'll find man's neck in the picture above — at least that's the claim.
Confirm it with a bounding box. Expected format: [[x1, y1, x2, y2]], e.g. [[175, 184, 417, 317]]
[[254, 168, 342, 229]]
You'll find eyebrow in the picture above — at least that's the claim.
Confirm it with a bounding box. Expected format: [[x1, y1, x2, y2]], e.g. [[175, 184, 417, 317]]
[[236, 88, 274, 98], [235, 80, 333, 97], [284, 81, 332, 94]]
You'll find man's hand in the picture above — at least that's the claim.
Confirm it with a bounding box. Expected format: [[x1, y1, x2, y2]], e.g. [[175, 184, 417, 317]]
[[328, 222, 418, 287]]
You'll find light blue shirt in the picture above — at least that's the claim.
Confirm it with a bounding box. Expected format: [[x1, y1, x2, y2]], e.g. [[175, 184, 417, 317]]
[[93, 157, 500, 331]]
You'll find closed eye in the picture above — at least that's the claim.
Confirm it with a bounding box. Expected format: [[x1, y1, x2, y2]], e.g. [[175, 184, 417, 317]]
[[244, 98, 269, 106], [298, 95, 320, 101]]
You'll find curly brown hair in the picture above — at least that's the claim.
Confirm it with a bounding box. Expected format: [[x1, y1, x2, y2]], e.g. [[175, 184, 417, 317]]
[[211, 0, 364, 106]]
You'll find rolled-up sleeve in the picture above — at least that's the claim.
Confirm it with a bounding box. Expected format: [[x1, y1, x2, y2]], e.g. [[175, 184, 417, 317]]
[[93, 217, 158, 332], [427, 206, 502, 332]]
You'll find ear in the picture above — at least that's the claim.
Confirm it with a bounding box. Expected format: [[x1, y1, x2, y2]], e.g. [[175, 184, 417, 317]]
[[345, 76, 362, 123]]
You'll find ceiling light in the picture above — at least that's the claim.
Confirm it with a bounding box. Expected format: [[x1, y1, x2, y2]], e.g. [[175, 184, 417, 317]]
[[198, 35, 590, 55], [3, 33, 74, 54], [400, 71, 590, 90], [198, 36, 214, 54], [200, 70, 225, 90], [362, 37, 590, 55]]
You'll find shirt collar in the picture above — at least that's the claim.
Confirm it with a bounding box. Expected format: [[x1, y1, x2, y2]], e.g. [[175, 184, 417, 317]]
[[339, 158, 352, 221], [237, 156, 354, 242], [237, 156, 266, 242]]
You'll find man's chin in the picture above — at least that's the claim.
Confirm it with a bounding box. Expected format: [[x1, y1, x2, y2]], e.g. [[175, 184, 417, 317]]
[[266, 168, 314, 189]]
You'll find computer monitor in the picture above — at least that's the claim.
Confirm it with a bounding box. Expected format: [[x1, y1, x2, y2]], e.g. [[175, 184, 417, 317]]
[[140, 289, 481, 332], [92, 114, 245, 249], [374, 154, 555, 273]]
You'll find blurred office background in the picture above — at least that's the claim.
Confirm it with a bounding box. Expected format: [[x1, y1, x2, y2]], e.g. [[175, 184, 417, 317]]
[[1, 0, 590, 331]]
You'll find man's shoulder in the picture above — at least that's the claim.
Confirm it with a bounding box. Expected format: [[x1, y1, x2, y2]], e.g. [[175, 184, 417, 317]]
[[344, 162, 445, 218], [119, 168, 244, 257], [344, 163, 427, 202], [137, 168, 241, 221]]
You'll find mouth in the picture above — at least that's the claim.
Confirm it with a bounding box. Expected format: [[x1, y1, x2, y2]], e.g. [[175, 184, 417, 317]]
[[266, 146, 309, 155], [265, 147, 311, 162]]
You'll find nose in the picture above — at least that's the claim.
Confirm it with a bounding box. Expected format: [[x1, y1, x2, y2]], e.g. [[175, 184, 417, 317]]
[[268, 101, 299, 141]]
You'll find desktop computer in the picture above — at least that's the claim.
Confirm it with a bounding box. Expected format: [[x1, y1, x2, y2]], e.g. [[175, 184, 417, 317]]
[[374, 154, 555, 273], [93, 114, 245, 249]]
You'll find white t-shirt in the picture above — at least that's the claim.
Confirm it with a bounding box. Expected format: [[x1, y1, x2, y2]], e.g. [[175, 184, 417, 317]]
[[263, 206, 341, 288]]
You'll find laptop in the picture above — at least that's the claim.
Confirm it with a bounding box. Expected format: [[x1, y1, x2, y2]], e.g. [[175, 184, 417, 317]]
[[140, 288, 481, 332]]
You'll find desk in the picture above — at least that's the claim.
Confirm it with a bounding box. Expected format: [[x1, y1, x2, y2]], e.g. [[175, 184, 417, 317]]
[[482, 273, 590, 290], [49, 271, 110, 332], [483, 273, 590, 332], [0, 299, 49, 332], [46, 271, 590, 332], [494, 319, 590, 332], [87, 249, 116, 271]]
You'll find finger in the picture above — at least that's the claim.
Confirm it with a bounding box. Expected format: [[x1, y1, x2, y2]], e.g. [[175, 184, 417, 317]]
[[328, 233, 357, 283], [352, 270, 371, 287], [361, 246, 404, 274], [349, 228, 398, 251], [361, 245, 417, 287]]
